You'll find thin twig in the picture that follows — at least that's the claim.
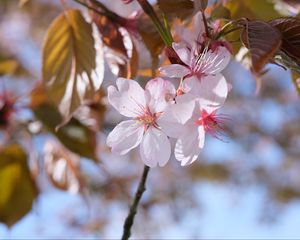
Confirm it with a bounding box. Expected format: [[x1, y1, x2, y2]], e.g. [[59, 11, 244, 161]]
[[122, 165, 150, 240]]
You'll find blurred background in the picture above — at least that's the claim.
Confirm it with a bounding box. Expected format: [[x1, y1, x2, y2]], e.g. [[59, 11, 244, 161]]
[[0, 0, 300, 238]]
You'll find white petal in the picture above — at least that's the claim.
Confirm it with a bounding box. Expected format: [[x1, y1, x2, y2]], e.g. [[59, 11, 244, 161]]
[[204, 46, 231, 75], [158, 94, 196, 138], [159, 64, 190, 78], [215, 46, 231, 71], [172, 42, 191, 66], [145, 77, 176, 100], [192, 11, 205, 44], [107, 78, 146, 117], [175, 126, 205, 166], [106, 120, 144, 155], [198, 74, 228, 112], [182, 75, 202, 94], [140, 128, 171, 167], [145, 78, 176, 113]]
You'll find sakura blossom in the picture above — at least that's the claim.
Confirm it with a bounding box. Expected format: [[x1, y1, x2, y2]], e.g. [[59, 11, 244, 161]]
[[160, 42, 231, 100], [159, 93, 228, 166], [106, 77, 176, 168]]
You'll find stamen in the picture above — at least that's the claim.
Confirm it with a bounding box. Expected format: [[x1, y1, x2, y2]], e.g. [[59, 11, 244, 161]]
[[135, 106, 159, 131], [195, 110, 230, 141], [192, 46, 225, 77]]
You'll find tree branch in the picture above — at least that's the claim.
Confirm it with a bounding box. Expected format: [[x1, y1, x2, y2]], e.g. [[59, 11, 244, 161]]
[[122, 165, 150, 240]]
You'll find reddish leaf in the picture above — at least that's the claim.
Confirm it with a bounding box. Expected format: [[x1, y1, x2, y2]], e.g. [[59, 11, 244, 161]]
[[44, 140, 83, 193], [74, 89, 106, 131], [270, 18, 300, 65], [93, 14, 127, 55], [157, 0, 194, 20], [30, 86, 99, 161], [92, 13, 139, 78], [42, 9, 104, 120], [104, 32, 139, 79], [240, 19, 282, 73]]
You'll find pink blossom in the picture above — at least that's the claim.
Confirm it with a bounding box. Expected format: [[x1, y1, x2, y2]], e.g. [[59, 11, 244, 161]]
[[160, 42, 231, 101], [106, 77, 176, 167], [159, 92, 227, 166]]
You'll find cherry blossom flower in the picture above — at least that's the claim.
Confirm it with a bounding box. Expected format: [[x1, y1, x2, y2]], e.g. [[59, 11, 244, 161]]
[[160, 42, 230, 100], [159, 92, 228, 166], [106, 77, 176, 167]]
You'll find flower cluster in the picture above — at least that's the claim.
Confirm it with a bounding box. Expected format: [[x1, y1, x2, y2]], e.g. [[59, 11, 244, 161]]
[[106, 12, 232, 167]]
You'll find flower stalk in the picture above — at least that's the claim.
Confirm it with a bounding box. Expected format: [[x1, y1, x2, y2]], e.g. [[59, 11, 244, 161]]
[[122, 165, 150, 240]]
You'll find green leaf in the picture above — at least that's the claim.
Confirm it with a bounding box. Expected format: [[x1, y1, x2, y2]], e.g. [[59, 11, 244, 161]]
[[0, 144, 38, 227], [42, 9, 104, 120], [31, 86, 99, 161]]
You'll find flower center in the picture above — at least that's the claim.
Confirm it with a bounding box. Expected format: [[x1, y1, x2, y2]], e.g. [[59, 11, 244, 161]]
[[195, 110, 228, 140], [136, 107, 158, 130]]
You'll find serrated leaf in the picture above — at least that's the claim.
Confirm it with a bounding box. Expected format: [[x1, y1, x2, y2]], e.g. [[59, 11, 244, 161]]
[[240, 20, 282, 73], [0, 144, 38, 227], [92, 14, 127, 56], [91, 11, 138, 79], [270, 18, 300, 66], [30, 86, 99, 161], [42, 9, 104, 120]]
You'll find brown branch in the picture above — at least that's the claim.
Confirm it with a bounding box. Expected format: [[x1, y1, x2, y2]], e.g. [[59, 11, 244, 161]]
[[122, 165, 150, 240]]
